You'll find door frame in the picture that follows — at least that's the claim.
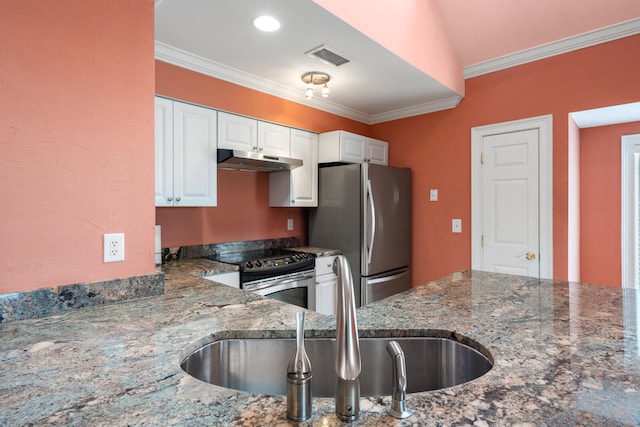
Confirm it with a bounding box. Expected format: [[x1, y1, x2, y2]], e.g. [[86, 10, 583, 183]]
[[621, 134, 640, 289], [471, 115, 553, 279]]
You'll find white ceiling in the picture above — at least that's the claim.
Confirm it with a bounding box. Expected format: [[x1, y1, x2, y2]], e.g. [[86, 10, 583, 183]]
[[155, 0, 640, 124]]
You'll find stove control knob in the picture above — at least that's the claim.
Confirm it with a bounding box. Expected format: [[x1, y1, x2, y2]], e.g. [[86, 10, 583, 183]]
[[255, 260, 262, 267], [285, 257, 292, 264], [245, 261, 253, 269], [293, 254, 300, 261]]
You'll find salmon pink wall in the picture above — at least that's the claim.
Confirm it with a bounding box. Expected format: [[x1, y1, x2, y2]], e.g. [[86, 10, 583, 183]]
[[580, 121, 640, 286], [313, 0, 464, 95], [0, 1, 155, 293], [155, 61, 370, 248], [372, 35, 640, 285]]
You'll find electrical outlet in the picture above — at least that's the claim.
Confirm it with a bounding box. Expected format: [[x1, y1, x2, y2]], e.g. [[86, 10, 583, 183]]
[[287, 218, 294, 231], [452, 219, 462, 233], [429, 189, 438, 201], [103, 233, 125, 262]]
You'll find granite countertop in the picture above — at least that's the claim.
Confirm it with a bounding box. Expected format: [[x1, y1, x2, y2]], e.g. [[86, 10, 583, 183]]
[[290, 247, 342, 257], [1, 262, 639, 426]]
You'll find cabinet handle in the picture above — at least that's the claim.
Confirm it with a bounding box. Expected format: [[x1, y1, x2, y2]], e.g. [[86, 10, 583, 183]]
[[176, 197, 181, 202], [167, 197, 173, 202]]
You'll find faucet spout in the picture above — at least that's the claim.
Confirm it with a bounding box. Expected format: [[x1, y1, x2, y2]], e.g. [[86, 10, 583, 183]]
[[386, 341, 412, 419], [333, 255, 361, 421]]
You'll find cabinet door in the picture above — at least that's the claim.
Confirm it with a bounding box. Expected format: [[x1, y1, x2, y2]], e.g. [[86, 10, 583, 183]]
[[258, 121, 290, 157], [316, 274, 337, 315], [173, 102, 217, 206], [217, 111, 257, 152], [341, 132, 366, 163], [290, 129, 318, 206], [269, 129, 318, 207], [367, 138, 389, 165], [315, 255, 337, 276], [155, 97, 174, 207]]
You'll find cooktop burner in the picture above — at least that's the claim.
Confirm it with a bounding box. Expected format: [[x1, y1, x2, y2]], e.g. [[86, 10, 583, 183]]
[[203, 248, 314, 272], [206, 248, 294, 264]]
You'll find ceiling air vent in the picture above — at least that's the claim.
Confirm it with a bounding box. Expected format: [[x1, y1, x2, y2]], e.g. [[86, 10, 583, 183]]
[[305, 45, 351, 67]]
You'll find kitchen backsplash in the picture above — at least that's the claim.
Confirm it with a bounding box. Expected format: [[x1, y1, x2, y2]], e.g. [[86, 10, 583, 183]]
[[162, 237, 301, 263], [0, 272, 164, 323], [1, 238, 301, 323]]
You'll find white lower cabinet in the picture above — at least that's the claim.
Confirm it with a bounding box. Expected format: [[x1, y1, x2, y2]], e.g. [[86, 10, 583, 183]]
[[202, 271, 240, 288], [269, 129, 318, 207], [155, 96, 217, 207], [315, 255, 337, 315]]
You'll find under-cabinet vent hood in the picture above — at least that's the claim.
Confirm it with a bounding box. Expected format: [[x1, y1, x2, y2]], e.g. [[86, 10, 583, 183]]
[[217, 149, 303, 172]]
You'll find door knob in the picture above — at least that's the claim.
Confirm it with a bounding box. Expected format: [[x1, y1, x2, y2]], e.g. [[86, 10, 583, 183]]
[[525, 252, 536, 261]]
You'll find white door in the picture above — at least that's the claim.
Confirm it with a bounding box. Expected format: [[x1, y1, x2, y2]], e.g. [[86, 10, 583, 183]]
[[472, 115, 553, 279], [482, 129, 539, 276]]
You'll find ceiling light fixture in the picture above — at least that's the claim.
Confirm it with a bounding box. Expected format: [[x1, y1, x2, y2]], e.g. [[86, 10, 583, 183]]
[[301, 71, 330, 99], [252, 16, 280, 32]]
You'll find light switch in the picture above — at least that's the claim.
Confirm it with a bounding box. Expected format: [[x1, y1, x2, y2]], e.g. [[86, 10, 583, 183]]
[[287, 218, 294, 231], [429, 189, 438, 201], [452, 219, 462, 233]]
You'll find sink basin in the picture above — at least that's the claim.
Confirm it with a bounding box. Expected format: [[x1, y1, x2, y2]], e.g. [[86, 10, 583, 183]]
[[181, 336, 493, 397]]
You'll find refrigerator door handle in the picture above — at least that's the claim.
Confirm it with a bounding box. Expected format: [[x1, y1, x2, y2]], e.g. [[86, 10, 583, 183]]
[[367, 178, 376, 265]]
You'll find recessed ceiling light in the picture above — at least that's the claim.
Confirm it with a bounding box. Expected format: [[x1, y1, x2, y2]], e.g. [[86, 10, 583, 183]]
[[252, 15, 280, 32]]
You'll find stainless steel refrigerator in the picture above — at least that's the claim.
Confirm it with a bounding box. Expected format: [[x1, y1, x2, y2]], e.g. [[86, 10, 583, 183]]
[[309, 163, 411, 307]]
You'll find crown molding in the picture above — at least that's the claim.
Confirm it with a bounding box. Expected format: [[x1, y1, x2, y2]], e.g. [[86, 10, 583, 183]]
[[368, 95, 463, 124], [157, 17, 640, 124], [464, 18, 640, 79], [155, 42, 460, 124], [155, 42, 372, 123]]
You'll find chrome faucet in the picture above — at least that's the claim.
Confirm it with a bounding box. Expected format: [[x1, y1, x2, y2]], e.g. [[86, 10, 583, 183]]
[[386, 341, 412, 419], [332, 255, 361, 421]]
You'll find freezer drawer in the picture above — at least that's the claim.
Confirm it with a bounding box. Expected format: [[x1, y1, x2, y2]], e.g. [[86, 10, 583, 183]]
[[361, 268, 411, 306]]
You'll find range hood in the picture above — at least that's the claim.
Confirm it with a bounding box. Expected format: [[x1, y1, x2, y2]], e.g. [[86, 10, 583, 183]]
[[217, 149, 303, 172]]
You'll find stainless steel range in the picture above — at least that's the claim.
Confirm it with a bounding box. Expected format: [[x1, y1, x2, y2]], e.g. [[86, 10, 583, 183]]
[[204, 249, 316, 310]]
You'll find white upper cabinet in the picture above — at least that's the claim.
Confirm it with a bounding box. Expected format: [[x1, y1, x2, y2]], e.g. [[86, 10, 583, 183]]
[[367, 137, 389, 165], [155, 97, 217, 207], [269, 129, 318, 207], [155, 97, 174, 207], [218, 112, 291, 157], [319, 130, 389, 165], [258, 121, 291, 157], [217, 111, 257, 152]]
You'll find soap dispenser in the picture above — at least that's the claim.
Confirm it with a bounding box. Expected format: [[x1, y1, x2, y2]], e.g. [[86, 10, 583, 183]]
[[286, 311, 313, 421]]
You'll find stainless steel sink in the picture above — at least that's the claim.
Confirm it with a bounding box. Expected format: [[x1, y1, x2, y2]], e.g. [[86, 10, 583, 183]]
[[181, 336, 493, 397]]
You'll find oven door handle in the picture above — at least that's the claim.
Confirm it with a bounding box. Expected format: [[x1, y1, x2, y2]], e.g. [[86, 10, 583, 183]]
[[245, 273, 315, 292]]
